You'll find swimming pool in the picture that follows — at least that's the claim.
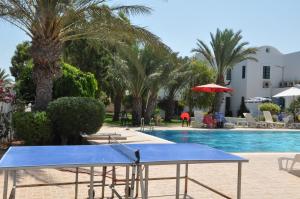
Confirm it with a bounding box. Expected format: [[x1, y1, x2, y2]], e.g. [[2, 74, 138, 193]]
[[144, 130, 300, 152]]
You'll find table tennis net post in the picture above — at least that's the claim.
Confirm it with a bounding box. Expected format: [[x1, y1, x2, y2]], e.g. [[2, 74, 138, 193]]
[[109, 136, 140, 164]]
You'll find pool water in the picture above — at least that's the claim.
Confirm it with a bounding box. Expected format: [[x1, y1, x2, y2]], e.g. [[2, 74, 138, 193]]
[[144, 130, 300, 152]]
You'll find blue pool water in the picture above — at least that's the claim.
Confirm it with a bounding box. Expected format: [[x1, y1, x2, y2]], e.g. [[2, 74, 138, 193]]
[[144, 130, 300, 152]]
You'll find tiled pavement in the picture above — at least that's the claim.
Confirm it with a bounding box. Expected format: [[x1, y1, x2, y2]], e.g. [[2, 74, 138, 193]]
[[0, 126, 300, 198]]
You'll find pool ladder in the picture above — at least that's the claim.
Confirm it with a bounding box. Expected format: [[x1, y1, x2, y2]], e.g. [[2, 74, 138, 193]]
[[140, 117, 154, 132]]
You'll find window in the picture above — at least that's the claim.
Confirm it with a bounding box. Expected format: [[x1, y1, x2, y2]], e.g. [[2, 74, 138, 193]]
[[263, 66, 271, 79], [242, 66, 246, 79], [226, 69, 232, 80]]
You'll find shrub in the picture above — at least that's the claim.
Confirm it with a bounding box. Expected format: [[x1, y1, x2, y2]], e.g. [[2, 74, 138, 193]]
[[12, 112, 52, 145], [53, 63, 98, 98], [47, 97, 105, 144], [288, 98, 300, 113], [259, 103, 281, 114]]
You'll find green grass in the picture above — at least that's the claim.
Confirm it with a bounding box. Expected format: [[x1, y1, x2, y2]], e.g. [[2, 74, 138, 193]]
[[104, 112, 181, 127]]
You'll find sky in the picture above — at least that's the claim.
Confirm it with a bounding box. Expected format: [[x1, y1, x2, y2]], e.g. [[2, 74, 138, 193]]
[[1, 0, 300, 76]]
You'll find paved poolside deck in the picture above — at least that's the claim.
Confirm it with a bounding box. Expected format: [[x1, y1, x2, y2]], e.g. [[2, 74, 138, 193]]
[[0, 125, 300, 198]]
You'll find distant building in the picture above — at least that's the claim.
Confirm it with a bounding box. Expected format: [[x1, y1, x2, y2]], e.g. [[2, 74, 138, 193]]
[[225, 46, 300, 116]]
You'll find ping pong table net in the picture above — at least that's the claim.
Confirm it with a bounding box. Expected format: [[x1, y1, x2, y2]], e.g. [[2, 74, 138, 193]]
[[109, 136, 140, 164]]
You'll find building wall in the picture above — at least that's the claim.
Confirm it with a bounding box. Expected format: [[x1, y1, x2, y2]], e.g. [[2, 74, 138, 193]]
[[227, 61, 247, 116], [228, 46, 300, 116]]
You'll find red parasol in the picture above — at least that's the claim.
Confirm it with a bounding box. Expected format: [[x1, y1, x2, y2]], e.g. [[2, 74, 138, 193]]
[[192, 83, 233, 93]]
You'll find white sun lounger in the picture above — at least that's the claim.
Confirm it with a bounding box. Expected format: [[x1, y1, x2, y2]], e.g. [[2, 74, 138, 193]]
[[278, 154, 300, 171], [243, 113, 267, 128], [263, 111, 285, 128]]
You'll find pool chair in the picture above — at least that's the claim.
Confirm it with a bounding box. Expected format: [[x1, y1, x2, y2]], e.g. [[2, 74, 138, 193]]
[[214, 112, 235, 128], [278, 154, 300, 171], [243, 113, 267, 128], [191, 110, 205, 128], [263, 111, 285, 128], [81, 133, 127, 143]]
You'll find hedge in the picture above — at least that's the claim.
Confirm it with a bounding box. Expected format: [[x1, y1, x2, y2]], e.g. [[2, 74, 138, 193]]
[[47, 97, 105, 144]]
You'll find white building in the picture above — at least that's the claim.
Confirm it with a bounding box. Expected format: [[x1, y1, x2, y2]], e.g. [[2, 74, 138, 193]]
[[225, 46, 300, 116]]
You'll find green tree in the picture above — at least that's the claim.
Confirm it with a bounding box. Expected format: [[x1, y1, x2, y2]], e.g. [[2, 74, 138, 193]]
[[63, 39, 113, 93], [111, 43, 175, 125], [161, 56, 190, 121], [16, 63, 98, 104], [14, 64, 35, 103], [192, 29, 257, 112], [182, 59, 216, 113], [54, 63, 98, 99], [0, 1, 162, 110], [115, 44, 146, 125], [10, 41, 31, 80], [141, 46, 176, 123], [106, 55, 127, 121]]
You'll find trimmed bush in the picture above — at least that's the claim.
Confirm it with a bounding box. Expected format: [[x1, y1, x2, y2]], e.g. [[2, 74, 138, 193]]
[[47, 97, 105, 144], [259, 103, 281, 114], [53, 63, 98, 99], [12, 112, 52, 145]]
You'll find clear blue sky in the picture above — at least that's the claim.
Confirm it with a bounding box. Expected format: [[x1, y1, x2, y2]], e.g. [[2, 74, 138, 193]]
[[1, 0, 300, 76]]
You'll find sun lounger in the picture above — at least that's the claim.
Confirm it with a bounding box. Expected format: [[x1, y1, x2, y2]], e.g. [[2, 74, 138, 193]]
[[215, 112, 235, 128], [243, 113, 267, 128], [191, 111, 205, 128], [278, 154, 300, 171], [81, 133, 127, 141], [263, 111, 285, 128], [225, 117, 247, 127]]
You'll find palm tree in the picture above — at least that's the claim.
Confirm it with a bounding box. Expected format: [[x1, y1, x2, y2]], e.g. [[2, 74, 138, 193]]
[[106, 55, 127, 121], [137, 44, 173, 123], [118, 44, 147, 126], [162, 56, 190, 121], [110, 43, 173, 125], [0, 69, 12, 84], [192, 28, 257, 112], [0, 0, 162, 110]]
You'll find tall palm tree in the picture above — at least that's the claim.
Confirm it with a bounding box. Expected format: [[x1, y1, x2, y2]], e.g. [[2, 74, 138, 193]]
[[0, 69, 12, 84], [192, 28, 257, 112], [110, 43, 172, 125], [140, 44, 174, 123], [118, 44, 146, 126], [106, 55, 127, 121], [0, 0, 161, 110], [162, 56, 190, 121]]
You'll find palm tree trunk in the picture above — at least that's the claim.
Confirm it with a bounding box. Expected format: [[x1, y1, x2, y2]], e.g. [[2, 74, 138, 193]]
[[165, 96, 175, 122], [213, 93, 224, 112], [213, 75, 225, 112], [33, 67, 54, 110], [132, 96, 142, 126], [144, 93, 157, 124], [31, 37, 62, 110], [113, 93, 122, 121]]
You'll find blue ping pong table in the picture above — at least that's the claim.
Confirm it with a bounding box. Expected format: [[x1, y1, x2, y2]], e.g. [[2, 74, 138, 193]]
[[0, 143, 248, 199]]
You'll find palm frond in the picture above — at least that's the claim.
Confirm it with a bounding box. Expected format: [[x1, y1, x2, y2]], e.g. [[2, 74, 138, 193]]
[[111, 5, 152, 16]]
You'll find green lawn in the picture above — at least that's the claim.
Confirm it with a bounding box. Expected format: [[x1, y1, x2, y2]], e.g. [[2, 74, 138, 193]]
[[104, 112, 181, 127]]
